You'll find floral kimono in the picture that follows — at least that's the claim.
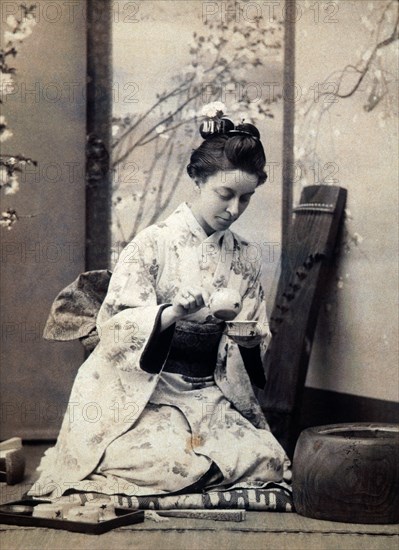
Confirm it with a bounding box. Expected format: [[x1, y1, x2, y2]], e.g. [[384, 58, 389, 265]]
[[29, 203, 288, 499]]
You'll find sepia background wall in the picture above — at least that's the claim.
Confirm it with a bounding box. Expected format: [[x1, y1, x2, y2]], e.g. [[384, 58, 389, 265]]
[[0, 0, 87, 438], [295, 0, 398, 404], [1, 0, 397, 440]]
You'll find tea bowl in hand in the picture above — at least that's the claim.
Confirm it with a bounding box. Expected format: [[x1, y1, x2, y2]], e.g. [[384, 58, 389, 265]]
[[208, 288, 242, 320]]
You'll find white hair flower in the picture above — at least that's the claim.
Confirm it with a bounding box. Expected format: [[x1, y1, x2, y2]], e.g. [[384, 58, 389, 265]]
[[200, 102, 226, 118]]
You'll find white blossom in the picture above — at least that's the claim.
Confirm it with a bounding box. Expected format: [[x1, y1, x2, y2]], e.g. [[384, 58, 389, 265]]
[[204, 42, 218, 56], [294, 146, 305, 159], [196, 65, 205, 81], [245, 50, 256, 61], [186, 109, 197, 120], [361, 16, 373, 32], [229, 102, 241, 113], [222, 51, 234, 65], [4, 15, 36, 43], [6, 14, 18, 27], [4, 31, 15, 43], [8, 30, 29, 41], [0, 128, 13, 142], [231, 33, 247, 50], [22, 15, 37, 29], [155, 123, 166, 134], [4, 174, 19, 195], [362, 49, 372, 62], [352, 232, 364, 245], [0, 210, 17, 230]]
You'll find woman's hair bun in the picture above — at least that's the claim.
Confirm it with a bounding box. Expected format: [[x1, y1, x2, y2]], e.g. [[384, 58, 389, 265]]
[[187, 106, 267, 186]]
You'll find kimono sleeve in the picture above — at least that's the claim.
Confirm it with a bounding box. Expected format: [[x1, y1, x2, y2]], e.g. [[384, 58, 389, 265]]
[[96, 227, 174, 375], [236, 260, 272, 342], [234, 263, 272, 388]]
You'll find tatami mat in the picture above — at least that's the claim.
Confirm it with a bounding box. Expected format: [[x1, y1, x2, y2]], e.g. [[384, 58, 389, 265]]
[[0, 443, 397, 550]]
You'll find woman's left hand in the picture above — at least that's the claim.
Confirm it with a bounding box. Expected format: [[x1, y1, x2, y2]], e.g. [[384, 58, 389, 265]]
[[228, 333, 264, 348]]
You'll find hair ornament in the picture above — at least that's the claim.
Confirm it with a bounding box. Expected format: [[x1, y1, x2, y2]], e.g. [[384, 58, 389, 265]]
[[199, 102, 260, 140]]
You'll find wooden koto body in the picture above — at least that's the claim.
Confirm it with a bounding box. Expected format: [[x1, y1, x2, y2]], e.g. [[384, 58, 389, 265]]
[[260, 185, 347, 457]]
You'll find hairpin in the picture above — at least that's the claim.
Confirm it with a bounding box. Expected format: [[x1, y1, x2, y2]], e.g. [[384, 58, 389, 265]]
[[199, 102, 260, 140]]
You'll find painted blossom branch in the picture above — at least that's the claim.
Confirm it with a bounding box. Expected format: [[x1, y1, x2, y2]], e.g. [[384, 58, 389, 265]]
[[294, 0, 398, 269], [1, 4, 37, 229], [317, 7, 398, 102]]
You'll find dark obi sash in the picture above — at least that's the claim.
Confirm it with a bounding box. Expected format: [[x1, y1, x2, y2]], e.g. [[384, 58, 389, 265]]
[[163, 320, 225, 377]]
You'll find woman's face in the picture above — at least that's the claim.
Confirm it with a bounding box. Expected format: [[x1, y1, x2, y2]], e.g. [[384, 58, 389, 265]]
[[191, 169, 259, 235]]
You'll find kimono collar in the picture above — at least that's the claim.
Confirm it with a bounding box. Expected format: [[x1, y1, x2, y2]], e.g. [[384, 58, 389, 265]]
[[179, 202, 230, 247], [179, 203, 235, 281]]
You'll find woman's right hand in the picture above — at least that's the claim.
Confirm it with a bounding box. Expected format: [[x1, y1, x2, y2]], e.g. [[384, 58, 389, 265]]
[[160, 286, 210, 332], [170, 286, 210, 320]]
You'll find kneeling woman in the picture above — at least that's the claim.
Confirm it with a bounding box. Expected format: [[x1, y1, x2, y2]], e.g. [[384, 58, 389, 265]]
[[30, 116, 289, 498]]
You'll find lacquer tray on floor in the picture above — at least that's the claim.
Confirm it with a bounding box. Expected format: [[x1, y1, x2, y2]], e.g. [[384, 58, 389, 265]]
[[0, 499, 145, 535]]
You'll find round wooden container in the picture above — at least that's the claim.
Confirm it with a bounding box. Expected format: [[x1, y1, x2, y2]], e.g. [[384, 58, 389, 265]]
[[292, 423, 399, 524]]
